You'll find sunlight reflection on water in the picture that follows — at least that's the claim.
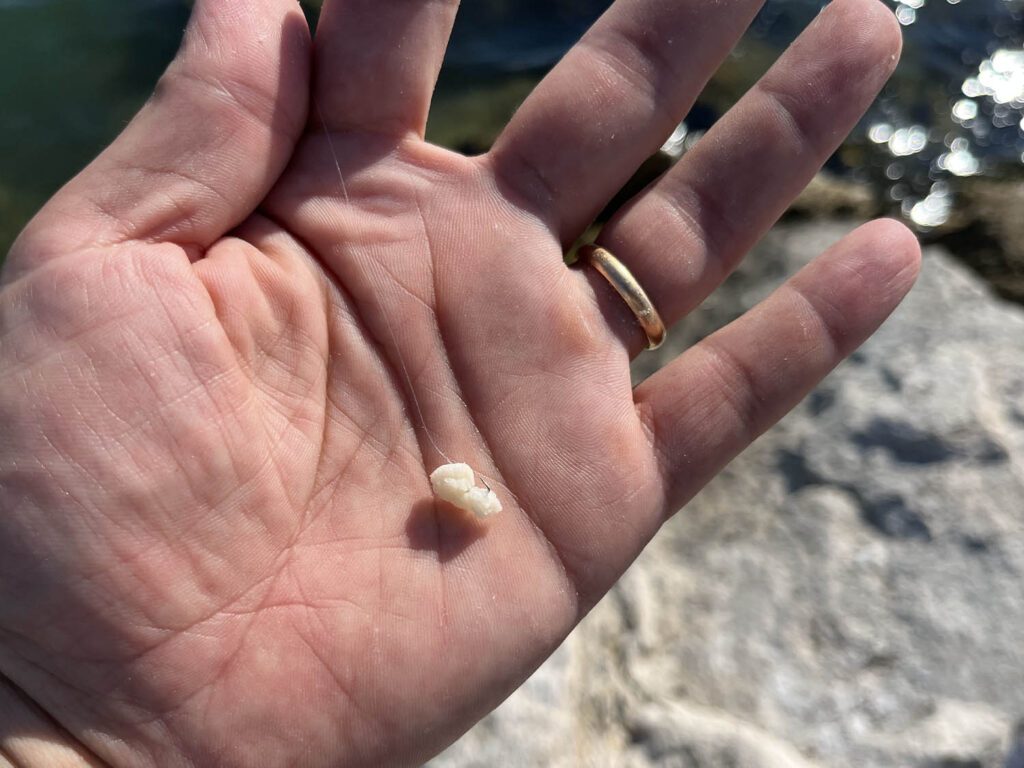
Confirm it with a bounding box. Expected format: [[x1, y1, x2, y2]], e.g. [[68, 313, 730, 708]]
[[868, 41, 1024, 227], [862, 0, 1024, 227], [652, 0, 1022, 229]]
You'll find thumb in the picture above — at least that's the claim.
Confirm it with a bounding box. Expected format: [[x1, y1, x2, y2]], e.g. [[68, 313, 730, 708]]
[[8, 0, 310, 276]]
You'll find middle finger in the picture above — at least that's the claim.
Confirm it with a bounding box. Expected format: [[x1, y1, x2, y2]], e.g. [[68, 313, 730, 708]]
[[487, 0, 766, 244]]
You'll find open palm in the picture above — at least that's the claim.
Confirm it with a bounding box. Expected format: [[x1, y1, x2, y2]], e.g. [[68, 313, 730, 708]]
[[0, 0, 919, 766]]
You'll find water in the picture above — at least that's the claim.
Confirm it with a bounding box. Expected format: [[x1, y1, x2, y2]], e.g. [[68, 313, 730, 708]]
[[0, 0, 190, 252], [1, 0, 1021, 256], [438, 0, 1024, 230]]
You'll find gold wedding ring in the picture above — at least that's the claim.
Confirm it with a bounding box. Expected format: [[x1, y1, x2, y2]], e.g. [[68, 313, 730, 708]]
[[579, 244, 666, 350]]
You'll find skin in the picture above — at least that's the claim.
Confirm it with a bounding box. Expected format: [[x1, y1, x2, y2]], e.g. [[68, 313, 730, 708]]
[[0, 0, 920, 766]]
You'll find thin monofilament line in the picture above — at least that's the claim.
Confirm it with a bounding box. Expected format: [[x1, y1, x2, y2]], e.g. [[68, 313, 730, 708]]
[[377, 288, 506, 499], [378, 292, 458, 467], [314, 102, 509, 504], [316, 100, 349, 205], [314, 99, 456, 469]]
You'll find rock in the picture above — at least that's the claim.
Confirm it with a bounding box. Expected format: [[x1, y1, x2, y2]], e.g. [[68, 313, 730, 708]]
[[624, 701, 823, 768], [429, 221, 1024, 768], [929, 179, 1024, 304], [787, 173, 880, 221]]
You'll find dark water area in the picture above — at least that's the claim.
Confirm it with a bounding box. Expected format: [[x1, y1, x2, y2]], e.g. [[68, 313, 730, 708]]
[[1, 0, 1022, 257], [438, 0, 1024, 232], [0, 0, 191, 254]]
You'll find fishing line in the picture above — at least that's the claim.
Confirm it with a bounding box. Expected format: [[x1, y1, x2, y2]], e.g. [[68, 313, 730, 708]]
[[314, 101, 506, 515], [315, 100, 456, 468]]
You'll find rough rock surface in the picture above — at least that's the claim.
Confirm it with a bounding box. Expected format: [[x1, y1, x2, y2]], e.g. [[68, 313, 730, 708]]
[[429, 221, 1024, 768]]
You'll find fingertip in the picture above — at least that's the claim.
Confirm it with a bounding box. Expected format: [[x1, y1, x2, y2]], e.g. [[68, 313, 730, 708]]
[[872, 215, 921, 254], [760, 0, 904, 137], [853, 0, 905, 65], [852, 217, 922, 296], [817, 0, 904, 81], [178, 0, 312, 122], [784, 218, 922, 345]]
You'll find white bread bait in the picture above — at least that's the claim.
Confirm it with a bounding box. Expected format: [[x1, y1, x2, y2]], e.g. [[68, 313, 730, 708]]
[[429, 463, 501, 518]]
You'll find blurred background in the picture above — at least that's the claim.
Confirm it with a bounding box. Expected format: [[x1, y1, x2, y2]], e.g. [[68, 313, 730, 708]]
[[2, 1, 1023, 766], [1, 0, 1022, 296]]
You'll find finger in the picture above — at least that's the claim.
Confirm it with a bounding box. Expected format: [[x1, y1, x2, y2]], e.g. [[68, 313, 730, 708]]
[[587, 0, 903, 355], [7, 0, 310, 277], [635, 219, 921, 512], [488, 0, 765, 243], [313, 0, 460, 136]]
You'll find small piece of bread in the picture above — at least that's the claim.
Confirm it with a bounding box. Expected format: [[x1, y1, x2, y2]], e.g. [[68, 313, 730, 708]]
[[429, 463, 502, 518]]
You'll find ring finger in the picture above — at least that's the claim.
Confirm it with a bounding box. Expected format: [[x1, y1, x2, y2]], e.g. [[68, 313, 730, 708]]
[[582, 0, 904, 356]]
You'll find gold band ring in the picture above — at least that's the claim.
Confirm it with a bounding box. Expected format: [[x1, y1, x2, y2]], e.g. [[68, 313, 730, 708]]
[[579, 244, 666, 350]]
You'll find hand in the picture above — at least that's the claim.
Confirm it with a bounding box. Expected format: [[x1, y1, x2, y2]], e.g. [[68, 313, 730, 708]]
[[0, 0, 919, 765]]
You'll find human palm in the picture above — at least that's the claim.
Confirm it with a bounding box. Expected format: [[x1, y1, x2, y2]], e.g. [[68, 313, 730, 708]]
[[0, 0, 919, 766]]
